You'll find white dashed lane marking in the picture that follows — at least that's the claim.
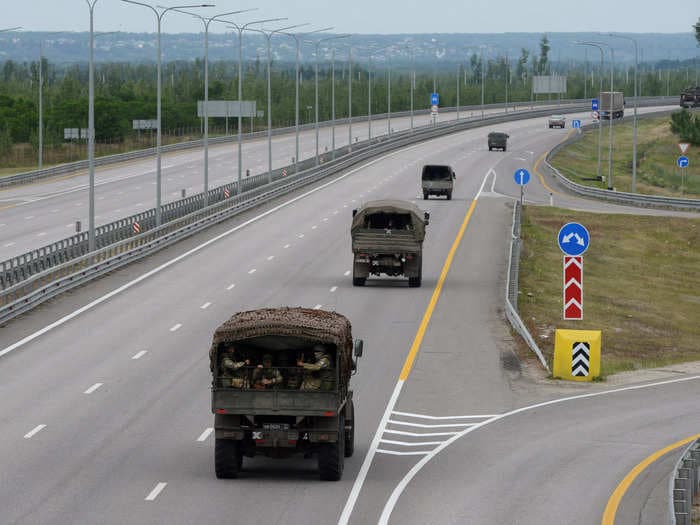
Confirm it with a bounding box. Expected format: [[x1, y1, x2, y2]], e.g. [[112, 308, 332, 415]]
[[284, 244, 290, 249], [200, 302, 211, 310], [227, 284, 236, 290], [24, 425, 46, 439], [145, 482, 167, 501], [248, 269, 257, 274], [197, 428, 214, 442], [132, 350, 148, 360], [314, 304, 323, 309], [170, 324, 182, 332], [344, 270, 351, 277], [267, 256, 274, 261], [330, 286, 338, 292], [84, 383, 103, 395]]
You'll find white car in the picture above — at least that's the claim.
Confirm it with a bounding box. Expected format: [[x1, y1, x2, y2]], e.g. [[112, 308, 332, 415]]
[[548, 115, 566, 128]]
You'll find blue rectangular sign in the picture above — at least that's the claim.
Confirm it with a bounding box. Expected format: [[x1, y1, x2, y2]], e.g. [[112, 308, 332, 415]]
[[572, 120, 581, 129], [431, 93, 439, 105], [591, 98, 599, 111]]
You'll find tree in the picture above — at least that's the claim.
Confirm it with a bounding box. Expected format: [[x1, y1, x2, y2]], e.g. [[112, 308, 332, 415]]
[[516, 48, 529, 83], [537, 35, 550, 75], [694, 17, 700, 47]]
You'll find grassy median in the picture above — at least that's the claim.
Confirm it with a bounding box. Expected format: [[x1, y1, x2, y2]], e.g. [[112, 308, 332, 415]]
[[517, 206, 700, 377], [549, 114, 699, 196]]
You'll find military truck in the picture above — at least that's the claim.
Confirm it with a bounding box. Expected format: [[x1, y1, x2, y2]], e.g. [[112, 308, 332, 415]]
[[599, 91, 625, 119], [209, 307, 363, 481], [488, 131, 509, 151], [421, 164, 456, 200], [351, 199, 429, 287], [680, 86, 700, 108]]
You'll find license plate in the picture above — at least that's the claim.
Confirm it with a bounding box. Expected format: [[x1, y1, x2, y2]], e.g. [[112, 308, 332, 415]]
[[262, 423, 290, 431]]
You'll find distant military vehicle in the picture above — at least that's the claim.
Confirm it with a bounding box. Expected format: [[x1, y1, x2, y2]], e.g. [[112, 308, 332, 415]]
[[488, 131, 509, 151], [421, 164, 456, 200], [351, 199, 429, 287], [680, 86, 700, 108], [599, 91, 625, 119], [209, 307, 363, 481]]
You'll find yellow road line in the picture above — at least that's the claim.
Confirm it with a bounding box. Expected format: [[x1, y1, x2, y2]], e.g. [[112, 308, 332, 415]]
[[399, 197, 479, 381], [533, 150, 558, 195], [601, 433, 700, 524]]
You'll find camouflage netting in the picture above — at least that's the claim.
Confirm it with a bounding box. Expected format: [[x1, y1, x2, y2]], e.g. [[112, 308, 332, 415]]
[[208, 307, 354, 381], [351, 199, 427, 241]]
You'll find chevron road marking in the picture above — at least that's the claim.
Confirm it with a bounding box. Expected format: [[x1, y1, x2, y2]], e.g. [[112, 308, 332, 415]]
[[572, 342, 591, 377]]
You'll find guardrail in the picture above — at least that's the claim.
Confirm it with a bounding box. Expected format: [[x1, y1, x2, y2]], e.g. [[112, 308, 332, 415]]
[[505, 201, 550, 372], [669, 439, 700, 524]]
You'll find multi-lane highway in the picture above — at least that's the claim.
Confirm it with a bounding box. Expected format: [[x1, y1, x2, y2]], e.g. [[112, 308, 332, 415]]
[[2, 105, 698, 525]]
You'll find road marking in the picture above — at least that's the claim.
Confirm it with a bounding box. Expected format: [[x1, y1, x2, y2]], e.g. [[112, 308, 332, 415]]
[[248, 268, 257, 274], [380, 439, 444, 447], [24, 424, 46, 439], [283, 244, 290, 249], [344, 270, 351, 277], [312, 225, 317, 230], [330, 286, 338, 293], [84, 383, 103, 394], [197, 428, 214, 442], [314, 304, 323, 310], [170, 323, 182, 332], [322, 217, 328, 221], [376, 449, 429, 456], [333, 210, 339, 215], [132, 350, 148, 360], [534, 150, 558, 194], [341, 169, 490, 525], [393, 410, 498, 420], [387, 419, 475, 429], [227, 284, 236, 290], [297, 233, 305, 238], [0, 223, 5, 228], [35, 231, 47, 237], [4, 242, 15, 247], [601, 432, 700, 525], [145, 482, 167, 501], [384, 429, 458, 437], [25, 215, 35, 220], [200, 302, 211, 310], [267, 255, 274, 261]]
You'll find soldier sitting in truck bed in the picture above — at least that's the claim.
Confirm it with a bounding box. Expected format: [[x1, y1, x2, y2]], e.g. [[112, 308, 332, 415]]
[[298, 345, 334, 391], [219, 345, 250, 388], [252, 354, 283, 389]]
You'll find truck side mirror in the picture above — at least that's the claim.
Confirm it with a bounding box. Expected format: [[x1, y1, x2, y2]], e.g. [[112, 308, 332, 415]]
[[354, 339, 363, 358], [352, 209, 358, 217], [424, 211, 430, 225], [453, 172, 456, 179]]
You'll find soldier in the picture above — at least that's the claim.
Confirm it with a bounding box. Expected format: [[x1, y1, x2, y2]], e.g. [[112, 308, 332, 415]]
[[298, 345, 334, 391], [220, 345, 250, 388], [252, 354, 283, 389]]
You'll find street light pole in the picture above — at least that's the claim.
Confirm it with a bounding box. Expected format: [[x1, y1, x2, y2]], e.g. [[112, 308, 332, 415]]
[[86, 0, 97, 252], [348, 46, 353, 152], [480, 45, 486, 120], [121, 1, 213, 228], [576, 42, 605, 183], [608, 33, 638, 192]]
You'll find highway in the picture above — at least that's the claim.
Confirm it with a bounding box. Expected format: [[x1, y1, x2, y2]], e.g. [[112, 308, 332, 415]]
[[1, 105, 698, 525]]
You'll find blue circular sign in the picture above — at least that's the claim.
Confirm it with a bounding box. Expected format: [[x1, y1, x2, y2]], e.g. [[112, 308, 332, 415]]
[[677, 156, 689, 168], [513, 168, 530, 185], [558, 222, 590, 256]]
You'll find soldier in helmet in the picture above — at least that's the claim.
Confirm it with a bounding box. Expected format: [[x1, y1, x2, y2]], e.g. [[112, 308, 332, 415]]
[[298, 345, 334, 391], [220, 345, 250, 389], [252, 354, 283, 389]]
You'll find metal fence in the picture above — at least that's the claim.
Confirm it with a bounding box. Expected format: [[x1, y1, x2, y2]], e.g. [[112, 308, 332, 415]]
[[670, 439, 700, 525]]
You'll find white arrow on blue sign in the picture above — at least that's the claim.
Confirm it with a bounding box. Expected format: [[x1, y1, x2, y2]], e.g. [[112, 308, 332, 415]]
[[430, 93, 439, 105], [513, 168, 530, 185], [572, 120, 581, 129], [677, 156, 689, 168], [558, 223, 590, 256], [592, 99, 599, 111]]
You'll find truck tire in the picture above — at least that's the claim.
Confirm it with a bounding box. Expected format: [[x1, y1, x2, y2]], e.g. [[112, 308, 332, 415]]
[[215, 438, 242, 479], [352, 276, 366, 286], [423, 192, 428, 200], [344, 402, 355, 458], [446, 191, 452, 201], [408, 260, 422, 288], [318, 416, 345, 481]]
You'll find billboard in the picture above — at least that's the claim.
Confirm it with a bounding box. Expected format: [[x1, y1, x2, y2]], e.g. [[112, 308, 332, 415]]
[[533, 75, 567, 94], [197, 100, 257, 118]]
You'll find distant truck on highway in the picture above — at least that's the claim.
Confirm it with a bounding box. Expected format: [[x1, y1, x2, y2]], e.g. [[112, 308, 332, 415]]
[[599, 91, 625, 119], [209, 307, 363, 481], [351, 199, 429, 287], [421, 164, 456, 200], [680, 86, 700, 108]]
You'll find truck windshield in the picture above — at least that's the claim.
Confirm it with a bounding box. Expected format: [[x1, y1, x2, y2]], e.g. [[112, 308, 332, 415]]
[[422, 166, 452, 181]]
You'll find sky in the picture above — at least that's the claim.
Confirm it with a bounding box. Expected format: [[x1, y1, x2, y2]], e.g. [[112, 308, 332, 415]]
[[2, 0, 696, 35]]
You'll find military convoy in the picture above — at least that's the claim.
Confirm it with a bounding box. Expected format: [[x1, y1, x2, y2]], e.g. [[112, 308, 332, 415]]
[[680, 86, 700, 108], [421, 164, 456, 200], [351, 199, 429, 287], [209, 307, 363, 481]]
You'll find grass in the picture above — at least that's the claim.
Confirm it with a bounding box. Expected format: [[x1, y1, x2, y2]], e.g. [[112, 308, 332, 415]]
[[549, 114, 700, 196], [517, 206, 700, 378]]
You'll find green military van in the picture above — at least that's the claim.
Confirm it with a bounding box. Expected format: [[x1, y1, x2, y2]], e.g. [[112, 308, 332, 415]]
[[421, 164, 456, 200], [488, 131, 509, 151]]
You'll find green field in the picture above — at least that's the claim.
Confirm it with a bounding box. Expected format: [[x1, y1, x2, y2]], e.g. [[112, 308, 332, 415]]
[[550, 114, 699, 196], [517, 206, 700, 378]]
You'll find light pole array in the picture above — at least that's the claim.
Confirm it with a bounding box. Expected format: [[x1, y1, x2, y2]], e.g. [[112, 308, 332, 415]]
[[366, 45, 390, 140], [575, 42, 605, 183], [121, 0, 213, 228], [86, 0, 98, 252], [480, 45, 487, 120]]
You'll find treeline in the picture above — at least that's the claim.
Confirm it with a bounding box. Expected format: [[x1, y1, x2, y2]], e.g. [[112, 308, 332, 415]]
[[0, 55, 694, 160]]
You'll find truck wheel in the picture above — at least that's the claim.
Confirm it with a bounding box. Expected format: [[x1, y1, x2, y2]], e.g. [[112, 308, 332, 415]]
[[423, 192, 428, 200], [446, 191, 452, 201], [488, 146, 492, 151], [344, 403, 355, 458], [502, 146, 507, 152], [318, 416, 345, 481], [352, 277, 366, 286], [215, 438, 242, 479]]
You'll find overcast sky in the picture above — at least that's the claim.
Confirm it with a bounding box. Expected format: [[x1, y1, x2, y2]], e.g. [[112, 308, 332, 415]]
[[3, 0, 696, 34]]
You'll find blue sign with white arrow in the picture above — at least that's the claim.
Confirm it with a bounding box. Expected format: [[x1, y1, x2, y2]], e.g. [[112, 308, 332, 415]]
[[592, 99, 599, 111], [558, 223, 590, 256], [430, 93, 439, 105], [677, 156, 689, 168], [572, 119, 581, 129], [513, 168, 530, 185]]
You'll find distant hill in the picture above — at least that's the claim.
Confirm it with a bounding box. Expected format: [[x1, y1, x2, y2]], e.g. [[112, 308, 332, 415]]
[[0, 31, 696, 68]]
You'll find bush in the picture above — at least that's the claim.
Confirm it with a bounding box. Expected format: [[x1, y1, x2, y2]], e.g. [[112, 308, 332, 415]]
[[670, 110, 700, 145]]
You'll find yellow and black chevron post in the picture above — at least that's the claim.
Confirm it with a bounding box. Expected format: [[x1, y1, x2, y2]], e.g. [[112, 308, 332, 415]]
[[553, 329, 601, 381]]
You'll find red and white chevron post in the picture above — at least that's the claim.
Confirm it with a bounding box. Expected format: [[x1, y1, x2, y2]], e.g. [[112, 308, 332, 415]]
[[563, 256, 583, 320]]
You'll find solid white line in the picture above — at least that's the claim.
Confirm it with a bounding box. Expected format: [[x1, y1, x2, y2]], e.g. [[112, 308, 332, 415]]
[[170, 324, 182, 332], [392, 410, 498, 420], [132, 350, 148, 360], [0, 141, 432, 360], [84, 383, 103, 394], [197, 428, 214, 442], [376, 449, 429, 456], [387, 419, 475, 429], [338, 380, 404, 525], [227, 284, 236, 290], [200, 302, 211, 310], [330, 286, 338, 293], [383, 429, 458, 438], [24, 424, 46, 439], [145, 482, 167, 501], [377, 374, 700, 524], [380, 439, 443, 447]]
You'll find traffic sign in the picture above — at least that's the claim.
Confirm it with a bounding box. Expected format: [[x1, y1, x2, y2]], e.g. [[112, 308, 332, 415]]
[[430, 104, 439, 113], [591, 98, 599, 111], [572, 119, 581, 129], [563, 256, 583, 320], [678, 143, 690, 154], [513, 168, 530, 185], [677, 156, 689, 168], [591, 111, 599, 120], [571, 341, 590, 376], [558, 222, 590, 256], [430, 93, 439, 105]]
